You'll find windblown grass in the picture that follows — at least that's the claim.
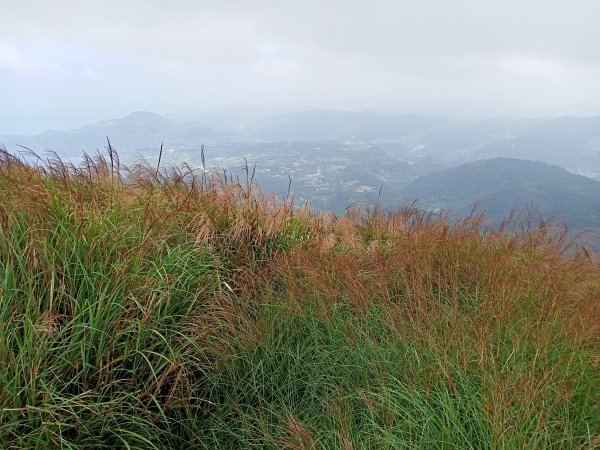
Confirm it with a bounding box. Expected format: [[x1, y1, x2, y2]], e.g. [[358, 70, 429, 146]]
[[0, 147, 598, 448]]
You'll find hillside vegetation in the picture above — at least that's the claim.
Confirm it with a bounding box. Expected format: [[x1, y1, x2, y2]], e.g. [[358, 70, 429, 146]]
[[400, 157, 600, 233], [0, 148, 598, 449]]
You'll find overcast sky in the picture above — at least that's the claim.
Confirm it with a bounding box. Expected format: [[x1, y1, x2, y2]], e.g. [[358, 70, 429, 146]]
[[2, 0, 600, 134]]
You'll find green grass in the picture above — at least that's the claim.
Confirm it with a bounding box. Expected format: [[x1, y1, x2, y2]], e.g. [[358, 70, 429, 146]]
[[0, 190, 219, 447], [0, 150, 598, 448], [198, 303, 492, 449], [196, 301, 597, 449]]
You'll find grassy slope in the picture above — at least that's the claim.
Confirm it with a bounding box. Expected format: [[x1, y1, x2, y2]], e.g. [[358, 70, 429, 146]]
[[0, 149, 598, 449]]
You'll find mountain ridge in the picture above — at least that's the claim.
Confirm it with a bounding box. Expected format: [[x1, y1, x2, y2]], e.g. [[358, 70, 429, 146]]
[[400, 157, 600, 233]]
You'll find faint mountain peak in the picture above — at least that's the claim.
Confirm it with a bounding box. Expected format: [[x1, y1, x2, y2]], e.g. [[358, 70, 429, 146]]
[[118, 111, 171, 126]]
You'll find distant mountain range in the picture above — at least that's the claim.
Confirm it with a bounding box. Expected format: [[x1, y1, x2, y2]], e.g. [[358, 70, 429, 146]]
[[0, 111, 240, 161], [3, 109, 600, 175], [475, 117, 600, 179], [2, 110, 600, 238], [240, 110, 600, 179]]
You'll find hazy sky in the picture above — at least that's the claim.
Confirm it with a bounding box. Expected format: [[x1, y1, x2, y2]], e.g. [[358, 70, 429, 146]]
[[2, 0, 600, 134]]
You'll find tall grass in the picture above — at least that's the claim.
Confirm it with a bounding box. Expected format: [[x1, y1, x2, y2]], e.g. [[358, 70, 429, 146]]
[[0, 147, 598, 448]]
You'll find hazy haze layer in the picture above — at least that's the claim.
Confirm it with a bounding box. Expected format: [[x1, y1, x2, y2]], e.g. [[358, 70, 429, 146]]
[[2, 0, 600, 134]]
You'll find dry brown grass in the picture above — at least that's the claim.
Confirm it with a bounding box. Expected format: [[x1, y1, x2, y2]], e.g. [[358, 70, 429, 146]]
[[1, 146, 598, 448]]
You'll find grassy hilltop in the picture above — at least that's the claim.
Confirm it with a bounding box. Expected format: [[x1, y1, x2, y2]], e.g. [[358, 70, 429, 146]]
[[0, 148, 598, 449]]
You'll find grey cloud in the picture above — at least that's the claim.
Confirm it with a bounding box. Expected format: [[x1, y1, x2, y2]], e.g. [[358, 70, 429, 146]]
[[1, 0, 600, 133]]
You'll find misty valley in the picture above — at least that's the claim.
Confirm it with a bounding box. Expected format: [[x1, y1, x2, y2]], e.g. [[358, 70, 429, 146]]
[[3, 109, 600, 240]]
